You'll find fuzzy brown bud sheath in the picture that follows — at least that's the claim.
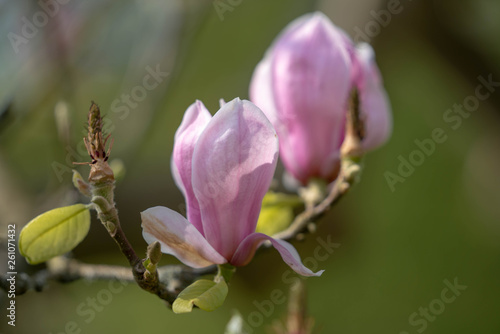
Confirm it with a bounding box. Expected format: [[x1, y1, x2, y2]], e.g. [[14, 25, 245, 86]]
[[85, 102, 114, 186], [340, 89, 365, 159]]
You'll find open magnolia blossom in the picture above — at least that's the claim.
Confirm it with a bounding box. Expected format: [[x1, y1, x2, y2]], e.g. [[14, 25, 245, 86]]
[[141, 98, 323, 277], [250, 12, 392, 185]]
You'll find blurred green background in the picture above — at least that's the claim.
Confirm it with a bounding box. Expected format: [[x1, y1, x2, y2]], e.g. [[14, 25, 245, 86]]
[[1, 0, 500, 333]]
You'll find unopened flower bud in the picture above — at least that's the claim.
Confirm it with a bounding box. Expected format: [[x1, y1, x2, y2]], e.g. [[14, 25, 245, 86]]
[[250, 12, 392, 185]]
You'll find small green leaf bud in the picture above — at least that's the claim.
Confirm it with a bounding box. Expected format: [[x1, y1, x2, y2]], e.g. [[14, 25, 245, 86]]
[[146, 241, 162, 266], [72, 170, 91, 197]]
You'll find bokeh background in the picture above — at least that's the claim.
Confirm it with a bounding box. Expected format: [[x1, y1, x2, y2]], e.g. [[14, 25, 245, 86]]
[[1, 0, 500, 333]]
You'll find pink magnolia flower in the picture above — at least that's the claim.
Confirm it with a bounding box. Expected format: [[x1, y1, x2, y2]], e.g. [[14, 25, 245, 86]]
[[250, 12, 392, 185], [141, 98, 323, 277]]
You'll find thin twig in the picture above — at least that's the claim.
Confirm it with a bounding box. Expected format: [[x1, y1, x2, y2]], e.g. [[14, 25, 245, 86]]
[[271, 159, 360, 241], [0, 256, 216, 299]]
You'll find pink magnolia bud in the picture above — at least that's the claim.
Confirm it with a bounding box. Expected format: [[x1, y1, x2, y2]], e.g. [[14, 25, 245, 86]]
[[250, 12, 392, 185]]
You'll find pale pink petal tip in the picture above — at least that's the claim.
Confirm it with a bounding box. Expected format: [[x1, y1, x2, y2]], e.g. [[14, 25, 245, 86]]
[[231, 233, 324, 277], [141, 206, 227, 268]]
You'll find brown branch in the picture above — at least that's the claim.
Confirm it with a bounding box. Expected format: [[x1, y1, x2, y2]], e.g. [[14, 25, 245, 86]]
[[0, 256, 216, 301], [271, 158, 361, 241]]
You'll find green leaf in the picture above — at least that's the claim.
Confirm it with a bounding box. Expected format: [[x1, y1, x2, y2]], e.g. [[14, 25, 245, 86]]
[[172, 279, 228, 314], [260, 191, 303, 207], [256, 192, 302, 236], [19, 204, 91, 264]]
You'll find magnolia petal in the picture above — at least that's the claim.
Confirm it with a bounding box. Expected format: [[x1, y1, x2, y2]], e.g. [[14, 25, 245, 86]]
[[141, 206, 227, 268], [270, 12, 352, 183], [249, 51, 279, 126], [171, 100, 212, 234], [231, 232, 324, 277], [192, 98, 279, 259], [250, 52, 305, 182], [354, 43, 392, 151]]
